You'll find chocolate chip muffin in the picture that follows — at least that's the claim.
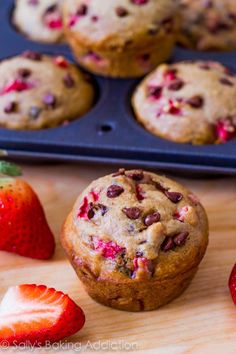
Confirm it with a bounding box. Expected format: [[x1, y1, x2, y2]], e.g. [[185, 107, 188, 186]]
[[178, 0, 236, 51], [0, 52, 94, 130], [13, 0, 64, 43], [132, 60, 236, 144], [63, 0, 178, 78], [61, 169, 209, 311]]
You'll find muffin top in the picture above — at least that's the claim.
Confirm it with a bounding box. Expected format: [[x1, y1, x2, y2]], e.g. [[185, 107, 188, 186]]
[[14, 0, 64, 43], [0, 52, 94, 130], [63, 0, 177, 49], [71, 169, 208, 280], [178, 0, 236, 50], [132, 60, 236, 144]]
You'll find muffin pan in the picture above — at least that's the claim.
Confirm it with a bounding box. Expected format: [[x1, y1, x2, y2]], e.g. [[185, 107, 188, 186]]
[[0, 1, 236, 175]]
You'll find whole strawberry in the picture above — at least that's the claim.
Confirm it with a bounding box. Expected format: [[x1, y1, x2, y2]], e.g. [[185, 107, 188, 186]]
[[0, 161, 55, 259], [229, 264, 236, 305], [0, 284, 85, 345]]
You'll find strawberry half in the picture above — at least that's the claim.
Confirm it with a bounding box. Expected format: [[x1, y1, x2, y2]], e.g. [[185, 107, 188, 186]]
[[229, 264, 236, 305], [0, 284, 85, 345], [0, 161, 55, 259]]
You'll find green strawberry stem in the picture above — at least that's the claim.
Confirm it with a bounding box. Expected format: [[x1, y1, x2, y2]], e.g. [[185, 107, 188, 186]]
[[0, 161, 22, 177]]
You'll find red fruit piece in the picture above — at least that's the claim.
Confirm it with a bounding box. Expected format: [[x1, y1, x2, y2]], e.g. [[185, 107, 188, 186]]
[[229, 264, 236, 305], [0, 284, 85, 345], [77, 190, 100, 219], [135, 184, 145, 201], [215, 119, 236, 143], [157, 99, 182, 117], [174, 206, 189, 222], [68, 14, 78, 27], [1, 79, 33, 95], [92, 237, 124, 259], [0, 177, 55, 259], [131, 0, 149, 5], [54, 56, 69, 68], [164, 69, 177, 82], [147, 85, 162, 100], [44, 10, 63, 29]]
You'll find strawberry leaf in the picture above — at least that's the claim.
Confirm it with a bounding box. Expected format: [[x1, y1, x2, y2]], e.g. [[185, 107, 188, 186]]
[[0, 161, 22, 176]]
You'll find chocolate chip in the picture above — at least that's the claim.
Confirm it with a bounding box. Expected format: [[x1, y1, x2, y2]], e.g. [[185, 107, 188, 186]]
[[148, 26, 158, 35], [43, 93, 56, 108], [4, 101, 17, 114], [154, 181, 167, 192], [141, 53, 150, 61], [87, 206, 95, 219], [219, 78, 234, 86], [203, 0, 213, 8], [199, 63, 211, 70], [173, 231, 189, 246], [116, 6, 129, 17], [112, 168, 126, 177], [28, 106, 42, 119], [161, 17, 173, 33], [144, 212, 160, 226], [91, 15, 98, 22], [161, 237, 175, 252], [126, 170, 144, 181], [186, 95, 204, 108], [122, 207, 141, 220], [228, 12, 236, 22], [107, 185, 124, 198], [18, 68, 31, 78], [136, 251, 144, 257], [45, 4, 57, 13], [168, 79, 184, 91], [98, 203, 108, 216], [147, 85, 162, 99], [63, 74, 75, 88], [22, 51, 42, 61], [77, 4, 88, 16], [165, 191, 183, 203]]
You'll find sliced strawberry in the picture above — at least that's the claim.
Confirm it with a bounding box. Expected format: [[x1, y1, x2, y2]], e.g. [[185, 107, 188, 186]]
[[0, 162, 55, 259], [229, 264, 236, 305], [0, 284, 85, 345]]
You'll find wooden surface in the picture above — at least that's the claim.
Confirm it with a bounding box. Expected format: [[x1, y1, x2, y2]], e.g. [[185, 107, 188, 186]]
[[1, 163, 236, 354]]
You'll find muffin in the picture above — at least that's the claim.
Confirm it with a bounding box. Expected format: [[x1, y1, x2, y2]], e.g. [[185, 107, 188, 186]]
[[63, 0, 178, 78], [61, 169, 209, 311], [0, 52, 94, 130], [178, 0, 236, 51], [132, 60, 236, 144], [13, 0, 64, 43]]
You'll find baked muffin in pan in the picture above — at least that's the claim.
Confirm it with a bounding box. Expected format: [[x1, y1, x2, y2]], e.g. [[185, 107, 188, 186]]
[[63, 0, 178, 78], [0, 52, 94, 130]]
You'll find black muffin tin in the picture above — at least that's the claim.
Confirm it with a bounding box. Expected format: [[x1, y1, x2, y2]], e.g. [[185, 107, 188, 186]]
[[1, 1, 236, 175]]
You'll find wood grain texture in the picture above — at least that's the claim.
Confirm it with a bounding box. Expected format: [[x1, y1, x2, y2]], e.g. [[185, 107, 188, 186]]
[[0, 163, 236, 354]]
